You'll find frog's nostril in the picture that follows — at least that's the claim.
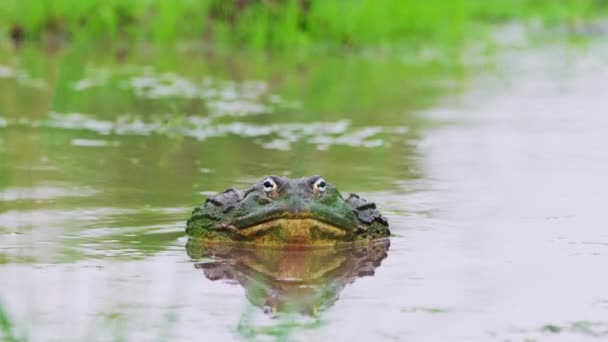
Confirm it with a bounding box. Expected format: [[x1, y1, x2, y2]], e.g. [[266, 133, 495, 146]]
[[254, 195, 272, 205]]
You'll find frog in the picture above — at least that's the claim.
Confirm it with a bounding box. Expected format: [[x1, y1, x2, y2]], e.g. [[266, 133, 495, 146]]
[[186, 175, 390, 246]]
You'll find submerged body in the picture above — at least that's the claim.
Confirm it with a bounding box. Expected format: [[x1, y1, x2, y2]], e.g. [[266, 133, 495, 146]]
[[186, 175, 390, 246]]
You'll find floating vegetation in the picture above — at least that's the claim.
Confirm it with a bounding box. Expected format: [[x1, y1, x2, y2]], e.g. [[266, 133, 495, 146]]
[[0, 64, 47, 89], [123, 72, 296, 117], [0, 66, 16, 78], [70, 139, 121, 147], [3, 63, 299, 118], [0, 112, 408, 151], [540, 321, 608, 337], [72, 68, 111, 91], [400, 307, 450, 314]]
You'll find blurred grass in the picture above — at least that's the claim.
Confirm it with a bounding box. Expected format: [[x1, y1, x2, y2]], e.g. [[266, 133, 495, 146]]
[[236, 303, 324, 340], [0, 303, 23, 342], [1, 0, 606, 51]]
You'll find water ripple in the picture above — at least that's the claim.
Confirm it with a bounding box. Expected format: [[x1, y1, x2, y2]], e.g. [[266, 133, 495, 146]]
[[0, 186, 98, 202]]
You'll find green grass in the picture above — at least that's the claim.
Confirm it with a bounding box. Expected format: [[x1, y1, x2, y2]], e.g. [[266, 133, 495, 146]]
[[1, 0, 606, 51], [0, 303, 23, 342]]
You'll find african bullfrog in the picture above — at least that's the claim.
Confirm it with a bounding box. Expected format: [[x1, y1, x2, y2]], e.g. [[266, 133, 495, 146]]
[[186, 175, 390, 246]]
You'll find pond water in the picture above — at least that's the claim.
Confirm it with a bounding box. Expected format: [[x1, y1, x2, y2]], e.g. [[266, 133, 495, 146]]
[[1, 36, 608, 341]]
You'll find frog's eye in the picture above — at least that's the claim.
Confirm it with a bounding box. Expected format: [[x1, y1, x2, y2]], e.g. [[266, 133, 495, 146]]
[[313, 178, 327, 192], [263, 178, 277, 192]]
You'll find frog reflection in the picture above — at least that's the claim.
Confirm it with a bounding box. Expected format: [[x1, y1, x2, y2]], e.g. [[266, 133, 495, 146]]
[[186, 239, 390, 315]]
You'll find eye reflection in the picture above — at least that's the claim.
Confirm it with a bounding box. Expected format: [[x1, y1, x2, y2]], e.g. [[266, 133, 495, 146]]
[[314, 178, 327, 192], [263, 177, 277, 192]]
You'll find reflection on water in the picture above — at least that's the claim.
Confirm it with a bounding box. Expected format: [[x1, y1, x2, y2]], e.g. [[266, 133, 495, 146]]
[[0, 42, 433, 341], [2, 35, 608, 341], [187, 239, 390, 315]]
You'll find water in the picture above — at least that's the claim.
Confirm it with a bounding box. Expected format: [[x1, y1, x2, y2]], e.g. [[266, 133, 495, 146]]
[[1, 36, 608, 341]]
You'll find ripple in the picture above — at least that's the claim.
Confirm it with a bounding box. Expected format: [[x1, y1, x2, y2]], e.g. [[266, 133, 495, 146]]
[[75, 224, 182, 238], [0, 186, 98, 202], [0, 207, 135, 230], [70, 225, 185, 259]]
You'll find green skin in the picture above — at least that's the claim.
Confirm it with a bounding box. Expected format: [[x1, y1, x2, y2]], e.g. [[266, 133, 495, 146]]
[[186, 175, 390, 244]]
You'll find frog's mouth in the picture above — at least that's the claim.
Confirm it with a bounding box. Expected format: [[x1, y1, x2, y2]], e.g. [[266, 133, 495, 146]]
[[232, 204, 357, 230], [233, 218, 349, 245], [213, 200, 362, 245], [243, 218, 346, 234]]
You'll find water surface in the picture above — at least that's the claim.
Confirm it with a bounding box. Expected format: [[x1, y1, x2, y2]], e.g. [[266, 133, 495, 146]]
[[1, 38, 607, 341]]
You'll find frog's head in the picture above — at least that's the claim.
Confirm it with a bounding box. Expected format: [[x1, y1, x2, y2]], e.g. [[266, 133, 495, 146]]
[[187, 175, 389, 246]]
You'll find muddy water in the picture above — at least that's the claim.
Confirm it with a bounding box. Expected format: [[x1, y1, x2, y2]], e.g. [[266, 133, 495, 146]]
[[1, 39, 607, 341]]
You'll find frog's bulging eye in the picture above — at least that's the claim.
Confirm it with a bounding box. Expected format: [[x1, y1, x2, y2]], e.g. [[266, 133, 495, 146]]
[[263, 178, 277, 192], [313, 178, 327, 192]]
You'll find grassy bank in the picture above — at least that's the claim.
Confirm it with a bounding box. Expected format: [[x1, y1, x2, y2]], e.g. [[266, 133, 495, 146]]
[[1, 0, 606, 51]]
